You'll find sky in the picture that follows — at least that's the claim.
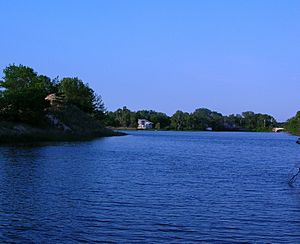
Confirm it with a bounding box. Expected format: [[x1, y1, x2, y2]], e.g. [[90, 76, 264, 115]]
[[0, 0, 299, 121]]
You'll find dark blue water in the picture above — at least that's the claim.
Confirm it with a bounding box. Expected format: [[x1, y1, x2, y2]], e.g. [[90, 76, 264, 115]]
[[1, 131, 300, 243]]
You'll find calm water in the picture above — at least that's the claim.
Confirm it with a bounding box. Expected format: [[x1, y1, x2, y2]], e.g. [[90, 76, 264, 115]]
[[1, 131, 300, 243]]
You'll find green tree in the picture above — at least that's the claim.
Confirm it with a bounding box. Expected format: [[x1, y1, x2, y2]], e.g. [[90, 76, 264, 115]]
[[223, 114, 243, 130], [0, 64, 56, 124], [285, 111, 300, 135], [136, 110, 171, 129], [155, 122, 161, 130], [104, 111, 118, 127], [129, 112, 137, 128], [92, 94, 106, 120], [149, 112, 171, 129], [171, 110, 190, 130], [241, 111, 276, 131], [58, 77, 105, 117], [189, 108, 225, 131], [59, 77, 94, 112], [114, 106, 132, 127], [241, 111, 256, 129]]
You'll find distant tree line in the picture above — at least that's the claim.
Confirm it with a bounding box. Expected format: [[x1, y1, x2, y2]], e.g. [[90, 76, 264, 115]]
[[104, 106, 278, 132], [0, 64, 105, 125]]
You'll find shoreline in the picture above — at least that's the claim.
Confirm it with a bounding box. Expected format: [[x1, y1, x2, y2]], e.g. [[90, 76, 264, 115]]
[[0, 121, 126, 145], [109, 127, 275, 133]]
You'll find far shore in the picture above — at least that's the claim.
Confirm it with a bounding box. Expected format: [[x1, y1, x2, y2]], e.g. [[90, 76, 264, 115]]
[[108, 127, 279, 133]]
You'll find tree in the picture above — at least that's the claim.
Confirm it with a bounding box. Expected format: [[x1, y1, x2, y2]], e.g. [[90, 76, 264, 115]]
[[242, 111, 256, 129], [92, 94, 106, 120], [129, 112, 137, 128], [114, 106, 132, 127], [149, 112, 170, 129], [285, 111, 300, 135], [102, 105, 278, 132], [155, 122, 161, 130], [241, 111, 276, 131], [191, 108, 214, 130], [136, 110, 171, 129], [104, 111, 118, 127], [59, 77, 94, 112], [58, 77, 105, 117], [171, 110, 190, 130], [223, 114, 243, 130], [0, 64, 56, 124]]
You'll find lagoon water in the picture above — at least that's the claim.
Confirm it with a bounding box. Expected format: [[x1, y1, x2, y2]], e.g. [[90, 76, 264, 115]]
[[1, 131, 300, 243]]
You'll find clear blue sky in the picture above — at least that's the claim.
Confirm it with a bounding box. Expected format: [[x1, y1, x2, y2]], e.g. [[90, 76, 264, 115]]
[[0, 0, 299, 121]]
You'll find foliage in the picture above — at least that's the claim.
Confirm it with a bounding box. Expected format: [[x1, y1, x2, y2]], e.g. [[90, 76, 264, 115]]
[[114, 106, 133, 127], [136, 110, 170, 129], [190, 108, 224, 130], [171, 110, 190, 130], [0, 64, 105, 125], [58, 77, 105, 116], [285, 111, 300, 135], [104, 107, 171, 129], [0, 64, 57, 124], [240, 111, 276, 131], [105, 107, 278, 132]]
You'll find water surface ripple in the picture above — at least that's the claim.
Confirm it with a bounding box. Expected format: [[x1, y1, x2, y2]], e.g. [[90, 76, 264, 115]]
[[1, 131, 300, 243]]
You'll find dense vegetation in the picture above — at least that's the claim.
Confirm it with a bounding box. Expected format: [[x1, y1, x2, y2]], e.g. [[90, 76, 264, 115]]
[[285, 111, 300, 135], [0, 64, 105, 125], [104, 106, 278, 132]]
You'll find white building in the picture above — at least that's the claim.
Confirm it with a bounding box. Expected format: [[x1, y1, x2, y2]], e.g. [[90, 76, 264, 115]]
[[138, 119, 153, 129]]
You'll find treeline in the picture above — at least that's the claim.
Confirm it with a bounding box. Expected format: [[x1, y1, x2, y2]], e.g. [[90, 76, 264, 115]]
[[285, 111, 300, 135], [0, 64, 105, 125], [0, 64, 280, 133], [104, 106, 278, 132]]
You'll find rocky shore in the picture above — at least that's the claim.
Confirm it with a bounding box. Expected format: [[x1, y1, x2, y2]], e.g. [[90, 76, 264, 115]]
[[0, 105, 125, 144]]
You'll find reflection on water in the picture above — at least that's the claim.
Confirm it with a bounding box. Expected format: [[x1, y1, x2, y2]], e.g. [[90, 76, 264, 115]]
[[1, 131, 300, 243]]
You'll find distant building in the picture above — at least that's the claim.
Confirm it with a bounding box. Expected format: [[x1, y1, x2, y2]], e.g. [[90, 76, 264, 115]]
[[272, 127, 285, 132], [138, 119, 153, 129]]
